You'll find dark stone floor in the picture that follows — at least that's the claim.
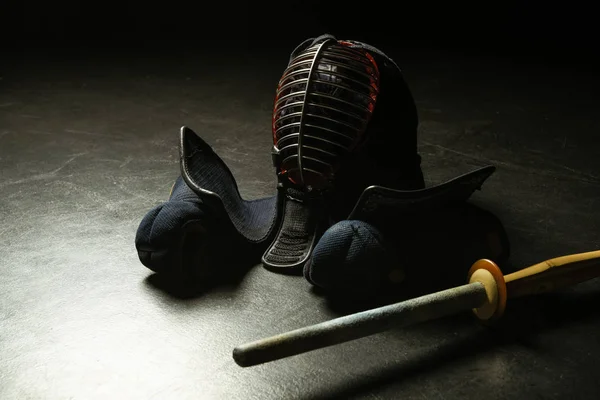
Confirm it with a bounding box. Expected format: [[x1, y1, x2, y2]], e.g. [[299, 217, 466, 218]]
[[1, 38, 599, 399]]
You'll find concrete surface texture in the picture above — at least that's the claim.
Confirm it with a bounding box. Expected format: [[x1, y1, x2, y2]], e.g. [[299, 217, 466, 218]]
[[1, 32, 600, 399]]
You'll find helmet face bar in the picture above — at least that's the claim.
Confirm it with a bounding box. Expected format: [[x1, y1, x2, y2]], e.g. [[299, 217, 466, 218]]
[[272, 39, 380, 192]]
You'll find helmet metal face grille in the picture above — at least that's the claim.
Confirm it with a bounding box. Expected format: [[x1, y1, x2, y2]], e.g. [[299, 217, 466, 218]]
[[272, 39, 380, 191]]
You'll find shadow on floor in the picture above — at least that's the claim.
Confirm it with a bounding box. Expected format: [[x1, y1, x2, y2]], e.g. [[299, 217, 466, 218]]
[[142, 236, 262, 300], [306, 286, 600, 400], [143, 264, 254, 300], [292, 206, 600, 398]]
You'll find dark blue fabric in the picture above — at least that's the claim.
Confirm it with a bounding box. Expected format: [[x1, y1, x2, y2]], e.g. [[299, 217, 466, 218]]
[[181, 127, 279, 244], [304, 220, 400, 293], [135, 128, 282, 277], [135, 176, 209, 274], [168, 175, 201, 202]]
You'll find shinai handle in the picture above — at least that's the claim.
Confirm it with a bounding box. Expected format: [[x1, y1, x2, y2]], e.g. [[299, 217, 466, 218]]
[[504, 250, 600, 299]]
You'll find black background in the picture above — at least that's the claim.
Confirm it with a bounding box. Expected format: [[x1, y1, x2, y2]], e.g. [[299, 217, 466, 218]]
[[1, 1, 596, 59]]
